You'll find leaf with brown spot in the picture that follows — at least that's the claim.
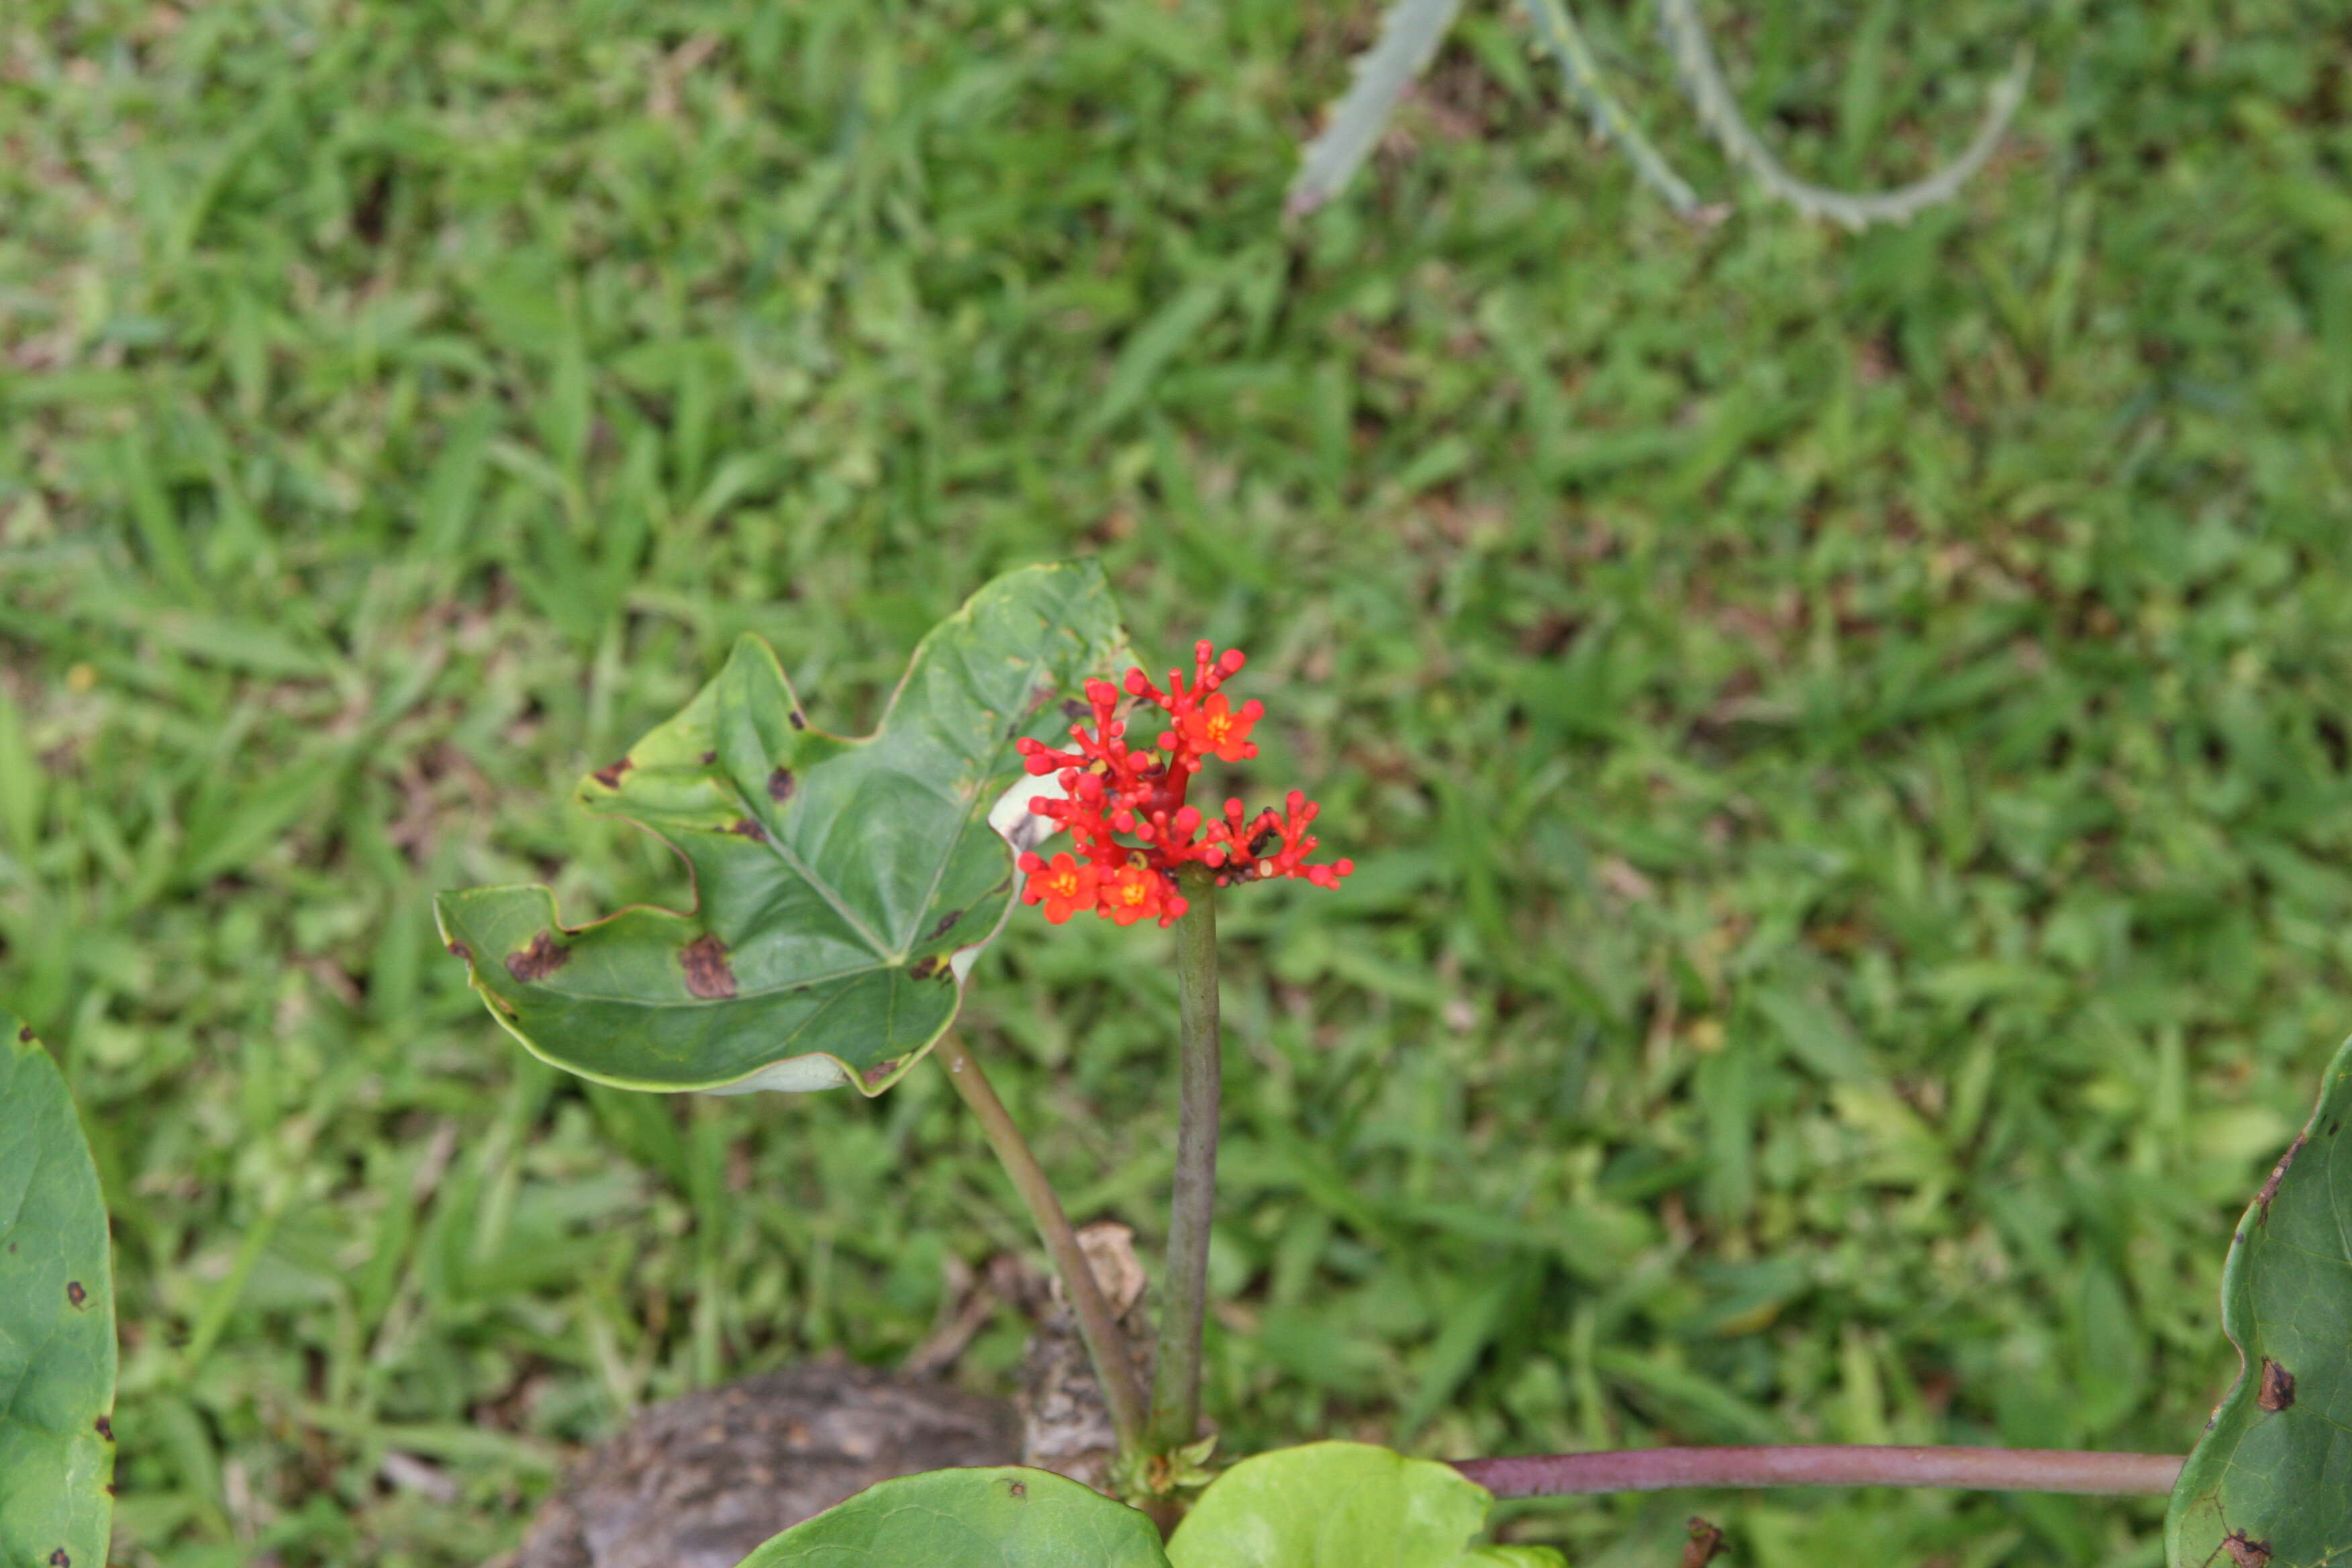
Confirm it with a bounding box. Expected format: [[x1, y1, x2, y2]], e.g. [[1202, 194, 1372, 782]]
[[2167, 1033, 2352, 1567], [1, 1014, 117, 1568], [681, 935, 737, 999], [591, 756, 634, 788], [2224, 1532, 2272, 1568], [2257, 1359, 2295, 1413], [436, 563, 1132, 1097], [2253, 1132, 2306, 1222], [503, 930, 569, 981]]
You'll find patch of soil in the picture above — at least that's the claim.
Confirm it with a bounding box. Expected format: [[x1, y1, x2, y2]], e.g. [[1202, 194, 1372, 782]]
[[509, 1362, 1020, 1568], [505, 1225, 1152, 1568]]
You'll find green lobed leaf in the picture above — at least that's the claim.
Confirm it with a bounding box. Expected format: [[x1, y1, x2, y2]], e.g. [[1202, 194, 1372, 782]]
[[1, 1016, 117, 1568], [1167, 1442, 1564, 1568], [2167, 1032, 2352, 1567], [436, 562, 1130, 1096], [733, 1465, 1170, 1568]]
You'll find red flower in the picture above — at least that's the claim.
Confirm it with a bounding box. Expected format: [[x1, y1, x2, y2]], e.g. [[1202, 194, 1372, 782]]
[[1099, 863, 1179, 927], [1177, 692, 1261, 764], [1011, 640, 1352, 929], [1020, 852, 1099, 924]]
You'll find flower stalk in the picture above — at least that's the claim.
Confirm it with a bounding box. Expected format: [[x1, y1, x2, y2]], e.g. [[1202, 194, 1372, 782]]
[[1149, 865, 1222, 1452], [1005, 639, 1353, 1478], [932, 1032, 1149, 1457]]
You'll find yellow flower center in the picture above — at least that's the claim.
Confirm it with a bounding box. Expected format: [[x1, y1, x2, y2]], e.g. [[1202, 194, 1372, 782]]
[[1119, 879, 1148, 905], [1204, 713, 1232, 742]]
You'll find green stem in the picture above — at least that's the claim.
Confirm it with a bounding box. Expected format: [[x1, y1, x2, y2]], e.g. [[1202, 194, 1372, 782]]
[[1150, 865, 1222, 1451], [933, 1032, 1148, 1458]]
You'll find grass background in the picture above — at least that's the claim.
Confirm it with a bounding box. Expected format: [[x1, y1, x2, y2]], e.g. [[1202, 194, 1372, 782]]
[[5, 0, 2351, 1562]]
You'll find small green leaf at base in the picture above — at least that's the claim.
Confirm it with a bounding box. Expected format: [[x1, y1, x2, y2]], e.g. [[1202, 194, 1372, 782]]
[[1167, 1442, 1563, 1568], [436, 561, 1131, 1097], [733, 1466, 1170, 1568], [2167, 1032, 2352, 1567], [1, 1016, 117, 1568]]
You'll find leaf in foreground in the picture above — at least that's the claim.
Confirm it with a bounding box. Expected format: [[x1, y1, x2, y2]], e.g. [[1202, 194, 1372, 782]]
[[436, 561, 1130, 1096], [1167, 1442, 1563, 1568], [2167, 1032, 2352, 1567], [0, 1016, 117, 1568], [734, 1466, 1169, 1567]]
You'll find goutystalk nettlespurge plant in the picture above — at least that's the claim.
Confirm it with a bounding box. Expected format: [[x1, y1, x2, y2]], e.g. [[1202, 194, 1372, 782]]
[[7, 567, 2349, 1566], [423, 563, 2349, 1561]]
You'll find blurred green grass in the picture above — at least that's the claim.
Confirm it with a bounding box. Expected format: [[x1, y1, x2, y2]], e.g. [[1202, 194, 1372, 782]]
[[4, 0, 2350, 1563]]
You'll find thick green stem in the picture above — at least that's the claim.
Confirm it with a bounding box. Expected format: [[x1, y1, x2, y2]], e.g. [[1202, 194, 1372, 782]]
[[933, 1033, 1148, 1458], [1150, 865, 1221, 1451]]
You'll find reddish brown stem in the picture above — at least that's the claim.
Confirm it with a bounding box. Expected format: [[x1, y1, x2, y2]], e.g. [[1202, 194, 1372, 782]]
[[1453, 1446, 2182, 1498]]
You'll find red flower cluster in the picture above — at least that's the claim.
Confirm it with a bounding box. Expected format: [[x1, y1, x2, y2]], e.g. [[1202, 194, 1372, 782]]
[[1015, 642, 1355, 928]]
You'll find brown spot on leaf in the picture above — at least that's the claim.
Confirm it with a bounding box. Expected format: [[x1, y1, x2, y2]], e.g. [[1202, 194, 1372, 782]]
[[591, 756, 634, 788], [730, 817, 769, 842], [2259, 1359, 2296, 1412], [908, 954, 950, 981], [66, 1281, 85, 1308], [701, 750, 718, 764], [446, 940, 471, 961], [987, 873, 1014, 897], [505, 931, 570, 983], [1008, 1479, 1027, 1498], [15, 1025, 30, 1042], [95, 1416, 111, 1441], [928, 910, 963, 940], [2224, 1530, 2271, 1567], [2256, 1132, 2308, 1222], [50, 1551, 68, 1567], [861, 1059, 899, 1087], [788, 711, 806, 730], [681, 935, 736, 999], [768, 767, 795, 802]]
